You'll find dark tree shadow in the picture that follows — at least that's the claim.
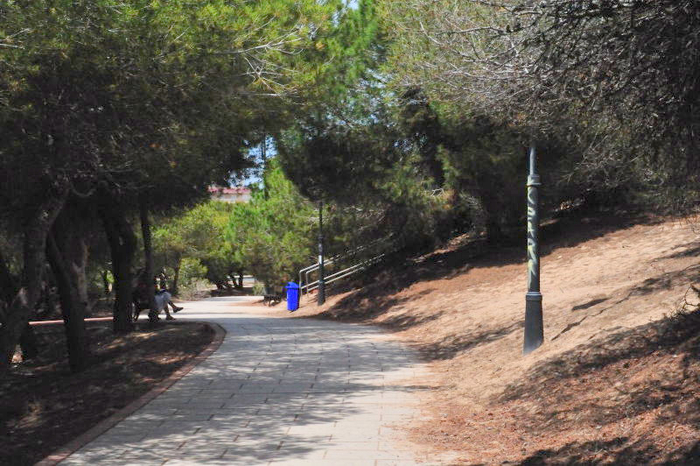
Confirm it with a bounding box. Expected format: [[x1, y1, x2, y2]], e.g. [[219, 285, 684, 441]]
[[320, 212, 670, 336], [314, 289, 442, 328], [494, 309, 700, 465], [518, 437, 651, 465], [518, 437, 700, 465], [419, 321, 524, 360], [552, 264, 700, 341], [505, 309, 700, 401], [572, 298, 609, 311], [321, 220, 700, 362], [662, 241, 700, 260]]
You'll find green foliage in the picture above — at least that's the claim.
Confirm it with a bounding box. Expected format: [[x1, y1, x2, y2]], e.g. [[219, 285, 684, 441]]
[[277, 2, 474, 249], [278, 115, 400, 203], [437, 116, 527, 238], [380, 0, 700, 217], [179, 257, 208, 290], [227, 160, 316, 287], [0, 0, 355, 220], [379, 157, 450, 248], [281, 105, 454, 249], [299, 0, 384, 103], [251, 281, 266, 296], [153, 201, 237, 291]]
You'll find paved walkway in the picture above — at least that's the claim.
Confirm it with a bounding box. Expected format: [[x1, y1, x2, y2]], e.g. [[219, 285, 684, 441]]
[[59, 297, 430, 465]]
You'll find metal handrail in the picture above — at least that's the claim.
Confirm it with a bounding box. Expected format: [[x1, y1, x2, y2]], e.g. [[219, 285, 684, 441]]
[[298, 239, 393, 292], [298, 263, 319, 291], [301, 253, 386, 295], [297, 250, 348, 289]]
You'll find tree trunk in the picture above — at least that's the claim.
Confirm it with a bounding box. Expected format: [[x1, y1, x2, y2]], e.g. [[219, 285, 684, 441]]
[[50, 204, 93, 372], [98, 197, 136, 334], [237, 270, 244, 290], [41, 266, 59, 319], [139, 197, 159, 323], [0, 248, 17, 304], [18, 324, 39, 360], [72, 251, 89, 316], [224, 275, 234, 292], [0, 250, 36, 359], [0, 191, 68, 371], [46, 232, 89, 373], [101, 269, 111, 295], [172, 259, 181, 296]]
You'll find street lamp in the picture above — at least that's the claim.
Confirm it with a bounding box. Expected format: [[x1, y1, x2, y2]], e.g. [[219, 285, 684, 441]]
[[317, 200, 326, 305], [523, 145, 544, 354]]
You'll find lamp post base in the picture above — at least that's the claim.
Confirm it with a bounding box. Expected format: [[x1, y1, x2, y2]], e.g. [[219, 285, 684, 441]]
[[523, 292, 543, 355], [317, 280, 325, 306]]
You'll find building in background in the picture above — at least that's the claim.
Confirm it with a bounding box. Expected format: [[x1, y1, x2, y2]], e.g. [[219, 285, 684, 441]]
[[208, 186, 252, 203]]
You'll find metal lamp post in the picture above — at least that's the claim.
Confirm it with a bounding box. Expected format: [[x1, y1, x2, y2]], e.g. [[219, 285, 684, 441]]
[[317, 200, 326, 305], [523, 145, 544, 354]]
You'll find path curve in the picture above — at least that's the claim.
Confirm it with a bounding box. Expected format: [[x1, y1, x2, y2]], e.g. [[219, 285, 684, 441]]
[[54, 297, 430, 465]]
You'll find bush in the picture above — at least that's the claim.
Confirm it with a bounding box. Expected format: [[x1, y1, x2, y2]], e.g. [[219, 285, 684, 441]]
[[179, 258, 207, 290], [252, 282, 266, 296]]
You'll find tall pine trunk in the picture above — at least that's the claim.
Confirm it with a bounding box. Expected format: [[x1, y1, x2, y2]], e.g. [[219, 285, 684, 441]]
[[48, 204, 92, 372], [46, 231, 89, 373], [139, 197, 158, 323], [0, 249, 37, 359], [101, 269, 111, 296], [0, 192, 67, 371], [0, 249, 16, 303], [237, 270, 244, 290], [172, 258, 181, 297], [98, 196, 136, 334]]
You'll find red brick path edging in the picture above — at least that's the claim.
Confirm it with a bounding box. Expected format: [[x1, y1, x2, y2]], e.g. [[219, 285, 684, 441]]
[[34, 322, 226, 466], [29, 317, 113, 326]]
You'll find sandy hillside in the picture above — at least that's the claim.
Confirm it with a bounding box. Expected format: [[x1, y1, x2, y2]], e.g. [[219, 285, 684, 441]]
[[286, 213, 700, 464]]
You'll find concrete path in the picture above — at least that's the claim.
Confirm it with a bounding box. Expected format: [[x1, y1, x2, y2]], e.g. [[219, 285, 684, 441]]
[[59, 297, 430, 465]]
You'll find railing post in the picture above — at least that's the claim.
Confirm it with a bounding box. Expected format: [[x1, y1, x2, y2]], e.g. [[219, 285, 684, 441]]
[[523, 145, 544, 355], [317, 200, 326, 305]]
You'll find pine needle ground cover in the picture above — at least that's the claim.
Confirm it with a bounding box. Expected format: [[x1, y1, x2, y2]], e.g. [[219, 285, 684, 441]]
[[0, 322, 213, 466], [288, 213, 700, 464]]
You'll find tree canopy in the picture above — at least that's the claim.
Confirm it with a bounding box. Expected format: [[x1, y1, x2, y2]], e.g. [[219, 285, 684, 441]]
[[3, 0, 700, 371], [0, 0, 362, 369], [227, 160, 316, 287], [153, 201, 239, 294], [381, 0, 700, 204], [0, 0, 355, 212]]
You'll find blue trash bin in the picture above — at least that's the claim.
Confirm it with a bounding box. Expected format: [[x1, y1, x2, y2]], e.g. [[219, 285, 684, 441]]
[[286, 282, 300, 312]]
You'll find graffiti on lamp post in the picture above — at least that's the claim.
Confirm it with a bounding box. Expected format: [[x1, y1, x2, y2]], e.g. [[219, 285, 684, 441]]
[[524, 145, 544, 355]]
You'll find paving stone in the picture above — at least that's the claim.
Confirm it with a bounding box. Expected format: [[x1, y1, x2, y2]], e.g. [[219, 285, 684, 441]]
[[273, 383, 313, 393], [224, 394, 269, 405], [57, 297, 427, 465]]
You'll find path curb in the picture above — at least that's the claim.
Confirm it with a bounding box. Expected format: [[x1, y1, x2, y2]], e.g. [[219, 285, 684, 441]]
[[34, 321, 227, 466]]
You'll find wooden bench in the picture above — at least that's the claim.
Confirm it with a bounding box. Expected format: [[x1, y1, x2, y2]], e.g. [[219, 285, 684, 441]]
[[262, 294, 282, 306]]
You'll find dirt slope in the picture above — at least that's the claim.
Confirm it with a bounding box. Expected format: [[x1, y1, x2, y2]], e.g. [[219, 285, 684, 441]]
[[289, 213, 700, 464], [1, 322, 213, 466]]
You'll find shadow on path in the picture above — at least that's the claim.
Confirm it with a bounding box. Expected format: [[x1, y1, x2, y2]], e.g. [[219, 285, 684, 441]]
[[62, 304, 425, 465]]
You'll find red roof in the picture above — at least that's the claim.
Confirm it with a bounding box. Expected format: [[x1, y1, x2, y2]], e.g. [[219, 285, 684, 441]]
[[208, 186, 251, 194]]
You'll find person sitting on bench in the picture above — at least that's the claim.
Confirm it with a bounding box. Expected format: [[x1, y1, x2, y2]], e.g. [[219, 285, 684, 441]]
[[157, 268, 183, 313]]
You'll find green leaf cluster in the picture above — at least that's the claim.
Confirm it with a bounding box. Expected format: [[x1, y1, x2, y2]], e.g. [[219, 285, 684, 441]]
[[227, 160, 316, 288], [0, 0, 353, 219], [153, 201, 237, 290]]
